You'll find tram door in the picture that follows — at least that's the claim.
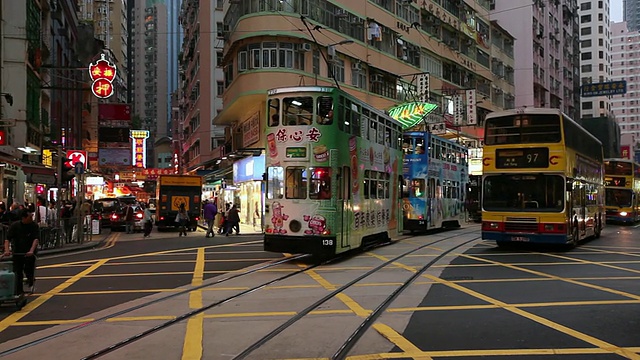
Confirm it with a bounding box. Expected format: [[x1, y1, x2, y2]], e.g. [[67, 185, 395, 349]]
[[338, 166, 352, 248]]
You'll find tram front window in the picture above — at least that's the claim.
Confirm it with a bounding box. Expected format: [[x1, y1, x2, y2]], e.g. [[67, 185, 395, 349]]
[[606, 189, 632, 208], [483, 174, 564, 212], [310, 167, 331, 199]]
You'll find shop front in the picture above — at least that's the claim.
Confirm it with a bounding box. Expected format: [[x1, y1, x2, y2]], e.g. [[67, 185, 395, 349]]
[[232, 154, 265, 228]]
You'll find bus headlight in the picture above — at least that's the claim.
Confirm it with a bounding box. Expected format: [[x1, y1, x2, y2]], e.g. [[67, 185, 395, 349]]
[[620, 211, 628, 217]]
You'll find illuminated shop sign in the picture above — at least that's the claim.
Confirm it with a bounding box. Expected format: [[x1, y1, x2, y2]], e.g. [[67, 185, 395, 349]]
[[130, 130, 149, 168], [89, 53, 116, 98]]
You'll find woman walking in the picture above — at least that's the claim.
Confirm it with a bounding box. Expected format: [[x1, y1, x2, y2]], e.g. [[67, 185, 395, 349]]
[[143, 204, 153, 238], [176, 203, 189, 237]]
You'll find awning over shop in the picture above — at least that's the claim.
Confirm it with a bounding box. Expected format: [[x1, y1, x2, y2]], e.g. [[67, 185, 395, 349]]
[[22, 164, 56, 185]]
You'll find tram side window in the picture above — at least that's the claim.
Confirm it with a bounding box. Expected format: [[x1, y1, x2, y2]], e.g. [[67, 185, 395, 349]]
[[283, 97, 314, 126], [384, 173, 390, 198], [415, 137, 425, 154], [266, 166, 284, 199], [364, 170, 371, 199], [351, 103, 361, 136], [402, 178, 410, 198], [410, 179, 425, 197], [429, 178, 436, 198], [342, 98, 350, 132], [285, 167, 308, 199], [309, 167, 332, 199], [268, 98, 280, 126], [317, 96, 334, 125], [377, 172, 385, 199], [361, 109, 370, 139]]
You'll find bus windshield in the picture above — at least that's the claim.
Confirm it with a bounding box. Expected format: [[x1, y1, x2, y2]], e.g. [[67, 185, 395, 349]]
[[604, 161, 633, 176], [605, 188, 632, 208], [483, 174, 564, 212], [484, 114, 561, 145]]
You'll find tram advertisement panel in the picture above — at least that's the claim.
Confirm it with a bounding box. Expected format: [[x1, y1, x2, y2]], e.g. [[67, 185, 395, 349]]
[[265, 126, 398, 237]]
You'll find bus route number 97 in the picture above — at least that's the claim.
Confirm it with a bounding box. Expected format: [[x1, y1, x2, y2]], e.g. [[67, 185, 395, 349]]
[[322, 239, 334, 246]]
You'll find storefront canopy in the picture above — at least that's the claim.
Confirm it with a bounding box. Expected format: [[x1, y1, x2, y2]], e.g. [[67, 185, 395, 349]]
[[388, 102, 438, 130]]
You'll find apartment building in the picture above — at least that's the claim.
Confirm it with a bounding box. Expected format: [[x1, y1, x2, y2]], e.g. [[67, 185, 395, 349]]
[[178, 0, 225, 171], [611, 21, 640, 145], [624, 0, 640, 32], [578, 0, 613, 118], [492, 0, 581, 119]]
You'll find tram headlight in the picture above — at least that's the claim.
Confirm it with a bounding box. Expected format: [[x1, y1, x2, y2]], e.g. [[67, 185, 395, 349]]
[[620, 211, 628, 217]]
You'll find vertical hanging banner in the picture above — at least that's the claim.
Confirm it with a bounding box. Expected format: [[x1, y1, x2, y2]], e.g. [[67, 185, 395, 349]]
[[465, 89, 477, 125], [453, 94, 464, 126], [417, 73, 430, 103], [130, 130, 150, 168]]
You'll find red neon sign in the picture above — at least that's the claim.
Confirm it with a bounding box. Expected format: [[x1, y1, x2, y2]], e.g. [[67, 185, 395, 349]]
[[89, 53, 116, 98]]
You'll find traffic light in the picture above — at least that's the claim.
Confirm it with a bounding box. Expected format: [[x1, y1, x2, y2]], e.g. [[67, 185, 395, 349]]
[[61, 157, 76, 184]]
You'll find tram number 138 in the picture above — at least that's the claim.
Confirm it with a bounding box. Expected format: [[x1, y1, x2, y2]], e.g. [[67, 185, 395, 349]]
[[322, 240, 334, 246]]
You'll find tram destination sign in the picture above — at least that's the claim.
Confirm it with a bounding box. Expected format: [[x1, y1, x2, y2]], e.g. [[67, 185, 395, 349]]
[[581, 80, 627, 97], [496, 147, 549, 168], [604, 177, 626, 187]]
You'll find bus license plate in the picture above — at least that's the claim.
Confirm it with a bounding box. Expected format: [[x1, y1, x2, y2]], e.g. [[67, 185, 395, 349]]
[[418, 221, 425, 225], [511, 236, 529, 242]]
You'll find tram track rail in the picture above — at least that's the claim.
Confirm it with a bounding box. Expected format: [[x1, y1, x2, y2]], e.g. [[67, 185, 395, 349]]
[[73, 228, 479, 359], [0, 253, 310, 358]]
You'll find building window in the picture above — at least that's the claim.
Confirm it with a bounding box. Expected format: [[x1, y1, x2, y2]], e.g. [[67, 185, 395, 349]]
[[216, 22, 224, 38], [312, 49, 320, 75], [580, 14, 591, 23], [581, 39, 592, 48], [582, 101, 593, 110], [581, 52, 592, 60], [580, 2, 591, 10], [581, 27, 592, 36], [237, 42, 301, 72], [327, 58, 345, 83], [217, 81, 224, 96], [216, 0, 223, 9], [351, 66, 368, 90], [216, 51, 223, 67], [581, 64, 592, 72]]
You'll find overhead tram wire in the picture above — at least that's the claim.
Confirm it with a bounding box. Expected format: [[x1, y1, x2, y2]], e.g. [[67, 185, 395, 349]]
[[300, 15, 343, 90]]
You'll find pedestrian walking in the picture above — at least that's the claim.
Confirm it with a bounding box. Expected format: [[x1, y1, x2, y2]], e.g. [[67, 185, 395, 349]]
[[225, 204, 240, 236], [3, 209, 39, 295], [176, 203, 189, 237], [142, 204, 153, 238], [124, 204, 134, 234], [203, 199, 218, 238]]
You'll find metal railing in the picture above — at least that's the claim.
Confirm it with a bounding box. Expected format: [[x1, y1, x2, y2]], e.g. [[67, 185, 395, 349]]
[[0, 216, 93, 251]]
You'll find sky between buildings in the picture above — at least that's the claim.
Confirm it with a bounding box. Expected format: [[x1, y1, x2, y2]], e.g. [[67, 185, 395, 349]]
[[612, 0, 622, 22]]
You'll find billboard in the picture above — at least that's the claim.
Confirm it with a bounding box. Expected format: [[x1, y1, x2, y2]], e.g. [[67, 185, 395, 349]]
[[98, 103, 131, 121], [99, 148, 131, 166], [581, 80, 627, 97]]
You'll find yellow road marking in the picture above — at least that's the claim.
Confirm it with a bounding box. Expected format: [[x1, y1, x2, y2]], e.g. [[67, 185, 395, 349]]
[[182, 248, 205, 360], [0, 259, 108, 333], [462, 253, 640, 301], [372, 323, 432, 360], [370, 251, 640, 359], [343, 347, 640, 359], [102, 232, 121, 249]]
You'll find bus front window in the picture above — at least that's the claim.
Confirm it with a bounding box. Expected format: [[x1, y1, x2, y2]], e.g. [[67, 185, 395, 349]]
[[483, 174, 564, 212], [606, 189, 632, 208]]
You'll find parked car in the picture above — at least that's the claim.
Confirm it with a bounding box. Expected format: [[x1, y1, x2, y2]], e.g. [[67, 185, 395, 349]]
[[110, 205, 145, 232]]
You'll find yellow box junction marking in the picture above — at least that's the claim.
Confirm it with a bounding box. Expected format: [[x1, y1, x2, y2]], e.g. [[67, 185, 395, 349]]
[[368, 251, 640, 360], [0, 259, 109, 333], [182, 247, 205, 360]]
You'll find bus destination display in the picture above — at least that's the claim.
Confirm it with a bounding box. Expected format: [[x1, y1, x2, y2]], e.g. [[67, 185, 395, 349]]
[[604, 177, 626, 187], [496, 147, 549, 168]]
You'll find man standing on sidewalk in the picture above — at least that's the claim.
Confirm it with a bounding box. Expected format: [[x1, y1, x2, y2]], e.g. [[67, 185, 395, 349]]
[[124, 204, 134, 234], [203, 199, 217, 238]]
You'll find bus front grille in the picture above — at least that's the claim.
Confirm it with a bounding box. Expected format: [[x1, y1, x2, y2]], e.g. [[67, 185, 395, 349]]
[[505, 222, 538, 232], [505, 217, 537, 222]]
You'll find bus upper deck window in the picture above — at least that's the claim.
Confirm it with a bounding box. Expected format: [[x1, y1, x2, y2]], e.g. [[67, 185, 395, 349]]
[[317, 96, 333, 125]]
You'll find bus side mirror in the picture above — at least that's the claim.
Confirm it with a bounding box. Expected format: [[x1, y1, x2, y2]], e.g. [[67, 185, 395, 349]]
[[566, 180, 573, 192]]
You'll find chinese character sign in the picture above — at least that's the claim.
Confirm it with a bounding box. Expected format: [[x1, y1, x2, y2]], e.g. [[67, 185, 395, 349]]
[[453, 94, 463, 126], [621, 145, 631, 159], [417, 74, 430, 103], [465, 89, 477, 125], [130, 130, 149, 168], [89, 53, 116, 98]]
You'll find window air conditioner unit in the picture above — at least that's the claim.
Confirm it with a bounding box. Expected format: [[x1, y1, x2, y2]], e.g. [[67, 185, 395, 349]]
[[300, 43, 312, 52], [352, 62, 362, 71]]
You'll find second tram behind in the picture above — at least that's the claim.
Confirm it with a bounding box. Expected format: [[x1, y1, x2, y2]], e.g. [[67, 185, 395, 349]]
[[604, 158, 640, 224]]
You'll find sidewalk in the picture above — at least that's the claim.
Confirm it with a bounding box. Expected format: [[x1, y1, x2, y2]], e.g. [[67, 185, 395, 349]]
[[36, 229, 113, 257], [197, 220, 262, 235]]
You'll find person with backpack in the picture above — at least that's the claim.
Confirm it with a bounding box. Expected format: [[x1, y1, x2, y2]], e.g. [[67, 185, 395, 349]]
[[176, 203, 189, 237], [203, 199, 218, 238]]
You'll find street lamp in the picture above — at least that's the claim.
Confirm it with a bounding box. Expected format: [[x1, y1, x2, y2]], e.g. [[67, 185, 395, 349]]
[[327, 39, 354, 58]]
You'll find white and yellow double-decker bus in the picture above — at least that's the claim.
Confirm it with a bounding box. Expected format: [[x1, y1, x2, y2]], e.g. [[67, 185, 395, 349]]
[[481, 108, 605, 246], [604, 158, 640, 224]]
